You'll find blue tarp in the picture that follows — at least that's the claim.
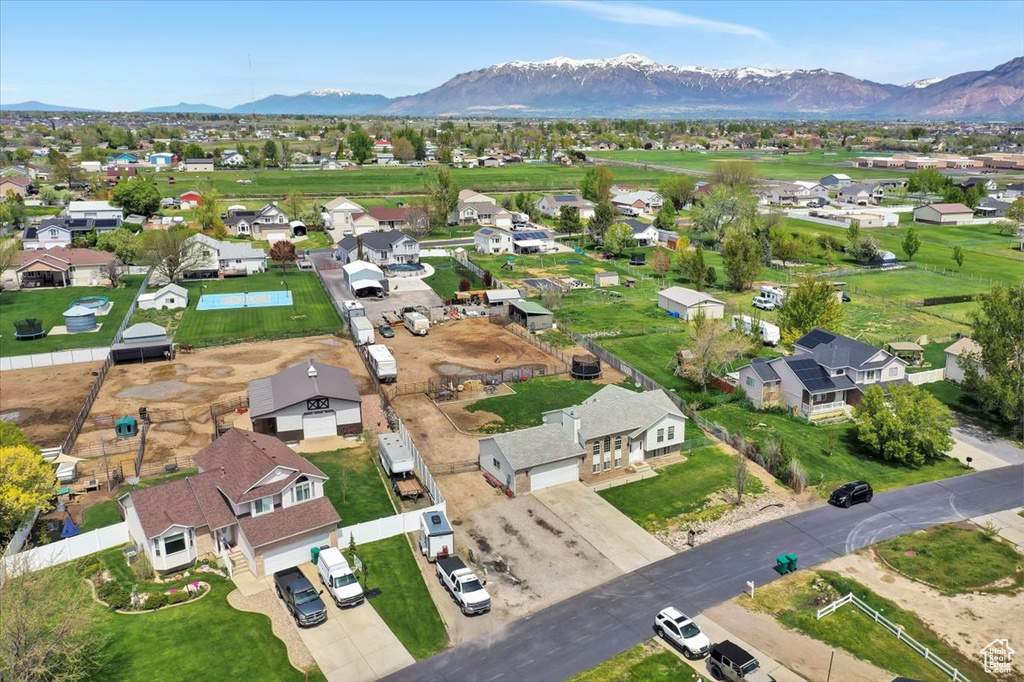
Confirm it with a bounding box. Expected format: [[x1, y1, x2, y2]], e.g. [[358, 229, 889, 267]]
[[60, 514, 80, 539]]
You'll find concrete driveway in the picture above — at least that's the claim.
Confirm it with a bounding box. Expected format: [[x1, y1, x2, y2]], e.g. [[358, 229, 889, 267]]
[[531, 482, 673, 573], [286, 563, 415, 681]]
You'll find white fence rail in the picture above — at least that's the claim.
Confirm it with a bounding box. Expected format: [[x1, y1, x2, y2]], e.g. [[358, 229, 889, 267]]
[[2, 523, 128, 575], [1, 509, 41, 559], [817, 592, 970, 682], [907, 368, 946, 385], [336, 502, 446, 549], [0, 347, 110, 371]]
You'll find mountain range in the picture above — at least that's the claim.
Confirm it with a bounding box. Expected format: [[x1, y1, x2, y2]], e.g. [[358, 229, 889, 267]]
[[3, 55, 1022, 119]]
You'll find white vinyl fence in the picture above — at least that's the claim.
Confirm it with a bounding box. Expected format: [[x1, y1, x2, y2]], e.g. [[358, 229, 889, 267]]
[[0, 347, 110, 371], [2, 523, 128, 575], [907, 368, 946, 385]]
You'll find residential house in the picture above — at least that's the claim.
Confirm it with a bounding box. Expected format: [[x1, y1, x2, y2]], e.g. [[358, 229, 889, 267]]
[[955, 177, 998, 193], [737, 328, 907, 421], [374, 153, 395, 166], [838, 184, 884, 205], [106, 166, 138, 184], [6, 247, 115, 288], [184, 158, 214, 172], [1004, 182, 1024, 199], [336, 230, 419, 267], [323, 196, 366, 232], [0, 176, 31, 198], [477, 155, 505, 168], [450, 190, 503, 226], [535, 195, 596, 220], [35, 214, 122, 241], [820, 173, 852, 188], [351, 207, 410, 235], [136, 283, 188, 310], [478, 385, 687, 494], [186, 233, 267, 277], [68, 201, 123, 222], [21, 223, 72, 250], [224, 204, 291, 237], [249, 360, 363, 442], [944, 337, 985, 384], [149, 153, 177, 166], [973, 197, 1012, 218], [611, 190, 664, 214], [616, 219, 659, 246], [657, 287, 725, 321], [373, 140, 391, 153], [511, 229, 556, 254], [221, 151, 246, 167], [474, 227, 514, 254], [763, 181, 827, 206], [120, 428, 341, 577], [913, 203, 974, 225]]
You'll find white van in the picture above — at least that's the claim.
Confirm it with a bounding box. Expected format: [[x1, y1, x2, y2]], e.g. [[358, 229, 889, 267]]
[[316, 547, 364, 608]]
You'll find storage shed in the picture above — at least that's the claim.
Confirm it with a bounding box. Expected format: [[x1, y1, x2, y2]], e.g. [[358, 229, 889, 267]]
[[913, 203, 974, 225], [342, 261, 386, 297], [508, 300, 554, 332], [111, 322, 174, 364], [657, 287, 725, 321], [594, 271, 619, 287], [484, 289, 523, 306], [137, 283, 187, 310]]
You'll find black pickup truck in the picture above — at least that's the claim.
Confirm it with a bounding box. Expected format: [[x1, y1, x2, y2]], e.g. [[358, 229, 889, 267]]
[[273, 567, 328, 627]]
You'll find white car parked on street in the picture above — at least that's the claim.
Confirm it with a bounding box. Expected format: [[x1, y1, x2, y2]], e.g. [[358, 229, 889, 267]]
[[654, 607, 710, 659]]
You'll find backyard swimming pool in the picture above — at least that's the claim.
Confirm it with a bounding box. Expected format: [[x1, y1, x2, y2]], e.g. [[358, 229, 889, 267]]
[[71, 296, 110, 309], [387, 263, 426, 273], [196, 290, 294, 310]]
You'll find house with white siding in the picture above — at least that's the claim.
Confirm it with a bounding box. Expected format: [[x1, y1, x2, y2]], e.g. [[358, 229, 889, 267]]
[[249, 360, 363, 442]]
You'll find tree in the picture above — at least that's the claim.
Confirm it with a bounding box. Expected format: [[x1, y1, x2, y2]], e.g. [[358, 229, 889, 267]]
[[404, 204, 432, 238], [285, 190, 304, 220], [2, 191, 27, 227], [392, 138, 415, 162], [735, 452, 749, 504], [191, 188, 224, 234], [557, 205, 582, 235], [692, 186, 756, 242], [845, 223, 881, 263], [901, 227, 920, 261], [270, 240, 297, 272], [952, 245, 965, 270], [961, 284, 1024, 437], [722, 227, 761, 291], [712, 160, 757, 188], [580, 167, 613, 203], [604, 222, 634, 257], [653, 200, 676, 231], [459, 278, 472, 292], [680, 244, 710, 291], [110, 177, 160, 217], [182, 143, 205, 160], [138, 228, 205, 281], [262, 140, 279, 166], [425, 166, 459, 227], [777, 275, 844, 344], [906, 167, 949, 196], [0, 237, 21, 283], [650, 248, 670, 277], [660, 175, 697, 209], [1007, 197, 1024, 225], [855, 384, 954, 466], [769, 228, 799, 266], [587, 201, 614, 244], [0, 423, 40, 453], [48, 150, 82, 187], [0, 445, 56, 538], [679, 315, 754, 390], [102, 258, 126, 287], [347, 129, 374, 164]]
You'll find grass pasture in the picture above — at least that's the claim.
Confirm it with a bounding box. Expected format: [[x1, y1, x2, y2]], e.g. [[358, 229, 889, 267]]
[[464, 375, 605, 432], [173, 271, 342, 346], [0, 275, 144, 358]]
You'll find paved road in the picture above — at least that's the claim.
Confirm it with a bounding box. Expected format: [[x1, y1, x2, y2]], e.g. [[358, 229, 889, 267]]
[[384, 464, 1024, 682]]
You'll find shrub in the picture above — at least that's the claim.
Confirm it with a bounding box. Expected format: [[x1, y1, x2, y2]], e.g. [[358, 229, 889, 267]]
[[131, 553, 154, 582], [102, 584, 132, 610], [79, 561, 104, 578], [167, 591, 189, 605], [786, 459, 807, 493], [146, 591, 168, 609]]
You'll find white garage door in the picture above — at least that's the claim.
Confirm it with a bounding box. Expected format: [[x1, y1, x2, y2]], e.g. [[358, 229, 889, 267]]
[[302, 412, 337, 439], [529, 459, 579, 491], [262, 530, 333, 575]]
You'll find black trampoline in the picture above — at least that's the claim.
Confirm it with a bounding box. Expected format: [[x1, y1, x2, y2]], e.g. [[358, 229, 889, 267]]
[[570, 354, 602, 380], [13, 319, 46, 340]]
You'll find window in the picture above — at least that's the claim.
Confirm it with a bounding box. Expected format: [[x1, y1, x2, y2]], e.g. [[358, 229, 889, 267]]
[[492, 457, 501, 471], [592, 455, 600, 474], [614, 437, 623, 468], [292, 481, 311, 504], [745, 376, 755, 388], [667, 426, 675, 440], [252, 497, 273, 516], [306, 397, 329, 411], [153, 539, 161, 557], [164, 533, 186, 556], [888, 367, 899, 378], [603, 436, 611, 452], [657, 428, 665, 443], [592, 442, 600, 457]]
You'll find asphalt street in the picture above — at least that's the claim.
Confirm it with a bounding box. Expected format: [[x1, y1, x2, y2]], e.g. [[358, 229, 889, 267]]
[[384, 464, 1024, 682]]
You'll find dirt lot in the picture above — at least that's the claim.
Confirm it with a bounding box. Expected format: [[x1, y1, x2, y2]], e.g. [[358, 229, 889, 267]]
[[0, 362, 104, 447], [74, 335, 373, 476]]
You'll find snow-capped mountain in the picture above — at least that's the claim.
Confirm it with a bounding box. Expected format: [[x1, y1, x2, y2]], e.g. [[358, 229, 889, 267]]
[[904, 77, 942, 89]]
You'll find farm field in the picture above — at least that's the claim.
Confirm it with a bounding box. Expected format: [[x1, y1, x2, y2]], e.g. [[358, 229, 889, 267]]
[[587, 148, 906, 181], [152, 163, 673, 199], [173, 271, 342, 346], [0, 275, 144, 358]]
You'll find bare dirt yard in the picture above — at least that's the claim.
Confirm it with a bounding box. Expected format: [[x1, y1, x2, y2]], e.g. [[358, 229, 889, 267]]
[[73, 335, 373, 477], [0, 362, 104, 448]]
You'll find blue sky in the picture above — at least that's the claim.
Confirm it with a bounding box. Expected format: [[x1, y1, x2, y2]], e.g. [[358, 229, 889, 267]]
[[1, 0, 1021, 110]]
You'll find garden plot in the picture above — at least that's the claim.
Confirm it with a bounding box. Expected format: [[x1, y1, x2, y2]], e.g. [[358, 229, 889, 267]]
[[0, 362, 105, 448]]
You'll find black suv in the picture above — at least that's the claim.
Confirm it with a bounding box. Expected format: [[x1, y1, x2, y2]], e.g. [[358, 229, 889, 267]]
[[829, 481, 873, 507]]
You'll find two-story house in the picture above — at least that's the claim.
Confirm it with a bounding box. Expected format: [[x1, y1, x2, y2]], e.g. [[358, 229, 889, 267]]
[[120, 428, 341, 577], [21, 223, 73, 250], [68, 200, 124, 222], [611, 190, 664, 214], [336, 230, 419, 267], [737, 328, 907, 422], [323, 196, 367, 233], [224, 204, 291, 238], [535, 195, 597, 220], [838, 184, 885, 205], [478, 385, 687, 494], [474, 227, 514, 254], [185, 233, 267, 277]]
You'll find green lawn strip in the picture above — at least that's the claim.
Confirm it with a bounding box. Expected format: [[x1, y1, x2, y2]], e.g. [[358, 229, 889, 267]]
[[905, 341, 950, 374], [79, 469, 199, 532], [748, 570, 993, 682], [569, 642, 696, 682], [875, 523, 1023, 593], [420, 256, 485, 301], [598, 445, 761, 532], [351, 535, 448, 660], [0, 275, 144, 358], [699, 404, 967, 494], [304, 448, 395, 526], [464, 375, 605, 432], [841, 269, 992, 304], [173, 271, 342, 345]]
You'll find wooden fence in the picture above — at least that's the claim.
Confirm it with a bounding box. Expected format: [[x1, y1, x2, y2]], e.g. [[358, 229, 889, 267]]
[[209, 396, 250, 439]]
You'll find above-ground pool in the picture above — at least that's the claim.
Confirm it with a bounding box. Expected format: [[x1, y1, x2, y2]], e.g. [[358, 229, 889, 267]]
[[387, 263, 426, 273], [196, 290, 294, 311], [71, 296, 110, 309]]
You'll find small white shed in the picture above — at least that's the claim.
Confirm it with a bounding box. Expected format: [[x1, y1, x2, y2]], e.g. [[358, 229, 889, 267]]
[[136, 283, 188, 310], [657, 286, 725, 321]]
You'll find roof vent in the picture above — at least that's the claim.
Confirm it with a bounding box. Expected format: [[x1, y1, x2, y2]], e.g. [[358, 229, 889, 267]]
[[307, 362, 318, 378]]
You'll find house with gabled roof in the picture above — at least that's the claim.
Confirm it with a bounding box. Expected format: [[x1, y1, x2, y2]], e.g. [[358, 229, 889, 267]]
[[224, 203, 291, 237], [324, 196, 366, 232], [6, 247, 115, 288], [737, 328, 907, 421], [120, 428, 341, 577], [479, 385, 687, 494], [21, 223, 72, 250], [535, 195, 596, 220], [249, 360, 363, 442], [351, 206, 411, 234], [185, 233, 267, 277], [612, 190, 664, 214], [336, 230, 419, 266]]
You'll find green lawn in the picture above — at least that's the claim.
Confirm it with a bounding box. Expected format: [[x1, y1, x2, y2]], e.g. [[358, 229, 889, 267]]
[[748, 570, 993, 682], [569, 642, 695, 682], [246, 230, 334, 253], [79, 469, 199, 532], [700, 404, 968, 495], [599, 445, 758, 531], [0, 276, 144, 358], [464, 375, 606, 432], [304, 447, 397, 526], [351, 535, 448, 660], [173, 271, 342, 346], [905, 341, 949, 374], [876, 523, 1022, 594], [421, 256, 485, 302], [921, 380, 1011, 436]]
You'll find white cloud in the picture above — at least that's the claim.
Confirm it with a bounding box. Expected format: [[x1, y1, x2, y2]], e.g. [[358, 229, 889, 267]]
[[548, 0, 769, 40]]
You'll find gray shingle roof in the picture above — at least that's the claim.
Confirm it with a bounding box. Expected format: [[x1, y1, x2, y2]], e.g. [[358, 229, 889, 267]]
[[337, 230, 415, 253], [659, 286, 724, 308], [794, 328, 891, 371], [249, 360, 361, 418], [487, 423, 584, 470], [569, 385, 682, 442], [749, 357, 780, 382]]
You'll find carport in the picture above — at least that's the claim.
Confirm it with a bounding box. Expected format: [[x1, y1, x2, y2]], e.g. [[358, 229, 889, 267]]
[[111, 322, 174, 364], [508, 300, 554, 332]]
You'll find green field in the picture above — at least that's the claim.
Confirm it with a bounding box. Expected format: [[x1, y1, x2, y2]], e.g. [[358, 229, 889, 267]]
[[700, 404, 968, 494], [0, 276, 144, 358], [569, 642, 692, 682], [173, 271, 342, 346], [464, 375, 605, 432], [588, 149, 905, 181], [420, 256, 485, 301], [154, 164, 672, 199], [304, 447, 397, 526]]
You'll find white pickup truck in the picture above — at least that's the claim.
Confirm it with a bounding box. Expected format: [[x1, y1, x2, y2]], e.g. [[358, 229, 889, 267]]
[[316, 547, 364, 608], [436, 556, 490, 615]]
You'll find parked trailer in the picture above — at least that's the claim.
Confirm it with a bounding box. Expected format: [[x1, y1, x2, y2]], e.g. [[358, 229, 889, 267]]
[[350, 316, 375, 346], [419, 510, 455, 562], [403, 311, 430, 336], [730, 314, 780, 346], [367, 344, 398, 383], [379, 433, 414, 476]]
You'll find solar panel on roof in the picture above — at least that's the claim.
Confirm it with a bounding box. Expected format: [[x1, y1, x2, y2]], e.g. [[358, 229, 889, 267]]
[[514, 231, 547, 240], [788, 357, 835, 392], [799, 328, 835, 348]]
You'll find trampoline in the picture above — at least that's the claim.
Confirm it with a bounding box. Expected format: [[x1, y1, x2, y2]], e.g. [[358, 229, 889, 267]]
[[564, 259, 583, 265], [13, 319, 46, 340], [523, 278, 564, 292], [71, 296, 110, 309], [196, 290, 294, 310]]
